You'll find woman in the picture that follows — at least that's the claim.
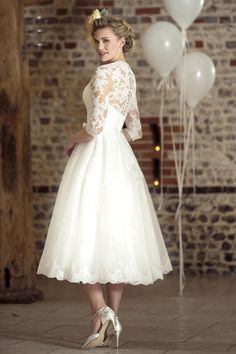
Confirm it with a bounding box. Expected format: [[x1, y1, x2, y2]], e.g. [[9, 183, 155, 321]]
[[36, 8, 173, 350]]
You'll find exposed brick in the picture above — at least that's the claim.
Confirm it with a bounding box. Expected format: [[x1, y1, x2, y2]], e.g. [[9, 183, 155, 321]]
[[143, 116, 169, 124], [56, 8, 68, 16], [73, 60, 85, 67], [142, 166, 153, 174], [75, 0, 100, 6], [125, 16, 138, 24], [132, 143, 155, 149], [44, 78, 59, 86], [162, 177, 178, 185], [65, 42, 77, 49], [163, 160, 176, 167], [55, 43, 62, 50], [102, 0, 114, 6], [226, 41, 236, 48], [142, 130, 153, 137], [162, 169, 174, 175], [164, 143, 184, 150], [140, 17, 152, 23], [141, 152, 163, 158], [142, 126, 151, 133], [73, 17, 85, 24], [165, 126, 181, 133], [195, 40, 204, 48], [45, 17, 58, 24], [25, 17, 35, 25], [59, 16, 73, 24], [136, 7, 160, 15], [29, 59, 39, 67], [220, 16, 232, 23], [111, 8, 123, 15], [77, 8, 100, 15], [44, 42, 53, 50], [163, 134, 173, 141], [40, 117, 51, 125], [39, 145, 52, 151], [33, 186, 49, 193], [41, 90, 54, 99], [194, 16, 218, 23], [139, 161, 151, 168]]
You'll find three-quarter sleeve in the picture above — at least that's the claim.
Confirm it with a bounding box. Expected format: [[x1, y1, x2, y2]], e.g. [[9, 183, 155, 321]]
[[123, 93, 143, 141], [85, 66, 113, 137]]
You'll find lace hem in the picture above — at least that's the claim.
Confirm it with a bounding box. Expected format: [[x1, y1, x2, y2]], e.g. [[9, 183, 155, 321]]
[[37, 263, 173, 285]]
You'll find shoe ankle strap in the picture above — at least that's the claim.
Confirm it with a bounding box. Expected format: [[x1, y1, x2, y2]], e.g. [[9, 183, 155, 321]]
[[90, 306, 107, 321]]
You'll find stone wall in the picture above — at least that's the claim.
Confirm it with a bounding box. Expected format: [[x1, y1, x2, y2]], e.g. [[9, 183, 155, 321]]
[[23, 0, 236, 274]]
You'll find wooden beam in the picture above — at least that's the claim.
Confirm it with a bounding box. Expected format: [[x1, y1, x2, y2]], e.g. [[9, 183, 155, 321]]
[[0, 0, 43, 303]]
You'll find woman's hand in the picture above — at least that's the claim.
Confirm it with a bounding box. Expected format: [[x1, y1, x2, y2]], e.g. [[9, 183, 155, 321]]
[[66, 132, 80, 156], [66, 124, 94, 156]]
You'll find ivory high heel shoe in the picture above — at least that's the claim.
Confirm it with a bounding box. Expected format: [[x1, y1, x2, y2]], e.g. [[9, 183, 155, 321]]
[[99, 314, 123, 348], [114, 315, 123, 348], [82, 306, 116, 349]]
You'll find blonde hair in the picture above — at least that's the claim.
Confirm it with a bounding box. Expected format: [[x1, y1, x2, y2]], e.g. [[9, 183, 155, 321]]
[[86, 9, 136, 54]]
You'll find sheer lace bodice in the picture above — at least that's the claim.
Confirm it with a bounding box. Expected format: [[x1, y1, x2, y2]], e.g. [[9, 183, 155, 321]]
[[82, 60, 143, 141]]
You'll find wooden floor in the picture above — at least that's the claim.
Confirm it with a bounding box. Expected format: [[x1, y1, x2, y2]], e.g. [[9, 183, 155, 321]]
[[1, 273, 236, 353]]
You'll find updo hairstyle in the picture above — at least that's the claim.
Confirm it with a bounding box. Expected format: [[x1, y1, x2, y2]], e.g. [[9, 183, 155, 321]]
[[86, 9, 136, 54]]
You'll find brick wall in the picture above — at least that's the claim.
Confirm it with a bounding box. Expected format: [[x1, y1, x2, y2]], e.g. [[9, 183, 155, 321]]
[[24, 0, 236, 274]]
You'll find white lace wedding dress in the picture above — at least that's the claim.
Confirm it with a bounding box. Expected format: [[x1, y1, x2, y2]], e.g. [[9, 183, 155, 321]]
[[36, 60, 173, 284]]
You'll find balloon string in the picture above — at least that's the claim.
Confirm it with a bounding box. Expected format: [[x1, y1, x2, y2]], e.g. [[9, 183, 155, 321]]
[[169, 78, 185, 297], [156, 77, 173, 213], [174, 51, 184, 296], [183, 42, 187, 148], [179, 36, 188, 188], [178, 207, 185, 296], [157, 76, 174, 91], [158, 85, 164, 213], [175, 108, 193, 219], [177, 27, 192, 295], [175, 39, 189, 295], [157, 77, 186, 297], [178, 108, 193, 205], [169, 109, 181, 191], [175, 115, 191, 296], [180, 85, 183, 180], [176, 108, 194, 296], [181, 28, 190, 50], [191, 109, 196, 197]]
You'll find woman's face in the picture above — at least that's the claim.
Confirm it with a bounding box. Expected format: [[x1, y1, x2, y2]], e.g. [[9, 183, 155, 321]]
[[93, 27, 125, 64]]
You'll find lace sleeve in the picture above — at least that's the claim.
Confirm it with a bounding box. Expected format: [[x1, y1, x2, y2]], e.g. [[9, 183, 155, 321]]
[[123, 93, 143, 141], [85, 66, 113, 137]]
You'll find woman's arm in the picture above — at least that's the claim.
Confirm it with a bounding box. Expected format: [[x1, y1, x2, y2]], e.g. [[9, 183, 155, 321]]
[[66, 65, 113, 156], [122, 128, 132, 142]]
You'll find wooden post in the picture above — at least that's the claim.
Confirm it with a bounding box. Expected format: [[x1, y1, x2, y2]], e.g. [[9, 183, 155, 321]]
[[0, 0, 43, 303]]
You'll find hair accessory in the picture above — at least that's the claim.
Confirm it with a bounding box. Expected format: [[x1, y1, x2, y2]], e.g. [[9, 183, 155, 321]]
[[92, 9, 102, 20], [86, 8, 110, 42], [100, 8, 110, 17]]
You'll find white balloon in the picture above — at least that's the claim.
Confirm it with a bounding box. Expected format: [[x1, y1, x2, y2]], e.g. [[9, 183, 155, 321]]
[[164, 0, 205, 29], [141, 21, 183, 78], [175, 52, 216, 108]]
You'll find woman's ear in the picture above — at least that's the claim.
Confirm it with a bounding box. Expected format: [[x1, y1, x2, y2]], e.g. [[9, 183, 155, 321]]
[[120, 36, 125, 48]]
